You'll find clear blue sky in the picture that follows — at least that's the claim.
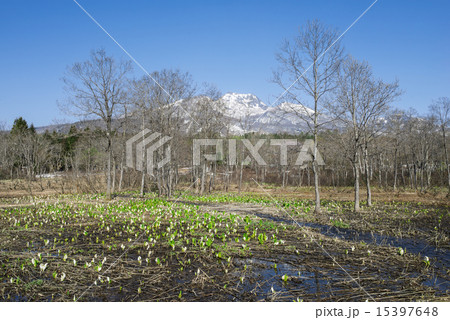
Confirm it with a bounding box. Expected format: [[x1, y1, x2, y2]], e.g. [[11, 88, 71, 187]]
[[1, 0, 449, 128]]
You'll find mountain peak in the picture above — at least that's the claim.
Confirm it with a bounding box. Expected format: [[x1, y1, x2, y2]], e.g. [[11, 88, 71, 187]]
[[277, 101, 315, 116], [220, 93, 268, 119], [222, 93, 267, 108]]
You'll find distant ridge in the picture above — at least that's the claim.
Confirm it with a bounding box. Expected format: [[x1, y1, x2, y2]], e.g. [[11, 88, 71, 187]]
[[35, 93, 319, 135]]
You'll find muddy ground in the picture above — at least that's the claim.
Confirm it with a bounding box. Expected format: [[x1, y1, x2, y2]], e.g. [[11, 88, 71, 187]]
[[0, 190, 448, 302]]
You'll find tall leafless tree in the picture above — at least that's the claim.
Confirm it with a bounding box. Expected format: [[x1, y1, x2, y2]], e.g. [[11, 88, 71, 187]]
[[332, 57, 400, 210], [359, 74, 400, 206], [131, 69, 195, 196], [187, 85, 228, 194], [273, 19, 344, 213], [429, 97, 450, 193], [61, 49, 131, 199], [385, 109, 408, 191]]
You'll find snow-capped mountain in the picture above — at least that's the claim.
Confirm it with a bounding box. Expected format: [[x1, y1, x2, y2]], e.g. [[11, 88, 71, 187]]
[[220, 93, 269, 119], [35, 93, 320, 135], [218, 93, 315, 134]]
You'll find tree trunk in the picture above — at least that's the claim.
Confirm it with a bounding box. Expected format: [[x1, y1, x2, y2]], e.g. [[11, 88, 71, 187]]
[[140, 171, 145, 196], [263, 166, 266, 183], [401, 164, 405, 188], [353, 162, 360, 212], [298, 167, 303, 186], [106, 134, 112, 200], [393, 147, 398, 191], [312, 131, 321, 214], [212, 162, 216, 190], [200, 161, 206, 195], [167, 167, 172, 197], [112, 155, 116, 193], [238, 162, 243, 194], [140, 149, 146, 196], [208, 168, 213, 194], [442, 127, 450, 193], [364, 148, 372, 206], [307, 167, 311, 186], [119, 164, 124, 192]]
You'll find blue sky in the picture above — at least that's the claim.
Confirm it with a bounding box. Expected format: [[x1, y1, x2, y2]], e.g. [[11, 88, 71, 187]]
[[1, 0, 449, 128]]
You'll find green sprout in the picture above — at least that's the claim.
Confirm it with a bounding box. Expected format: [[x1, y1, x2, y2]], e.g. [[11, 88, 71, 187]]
[[258, 233, 268, 245], [423, 256, 430, 267]]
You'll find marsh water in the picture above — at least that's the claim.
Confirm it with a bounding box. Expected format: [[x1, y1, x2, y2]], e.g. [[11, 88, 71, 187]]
[[253, 212, 449, 295]]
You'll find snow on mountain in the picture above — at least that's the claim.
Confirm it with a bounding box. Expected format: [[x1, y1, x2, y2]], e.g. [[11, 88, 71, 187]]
[[218, 93, 314, 134], [277, 102, 314, 116], [220, 93, 268, 119], [35, 93, 319, 135], [254, 102, 314, 125], [167, 93, 313, 134]]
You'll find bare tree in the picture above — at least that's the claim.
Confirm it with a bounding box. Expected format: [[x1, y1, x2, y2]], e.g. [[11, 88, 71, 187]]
[[386, 109, 408, 191], [0, 122, 12, 179], [332, 57, 400, 210], [61, 49, 131, 199], [130, 69, 195, 196], [429, 97, 450, 193], [332, 58, 368, 212], [187, 85, 228, 194], [188, 85, 227, 138], [360, 76, 400, 206], [129, 77, 151, 195], [273, 19, 344, 213]]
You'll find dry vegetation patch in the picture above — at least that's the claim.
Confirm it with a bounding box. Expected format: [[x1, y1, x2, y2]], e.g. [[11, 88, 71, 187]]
[[0, 192, 448, 301]]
